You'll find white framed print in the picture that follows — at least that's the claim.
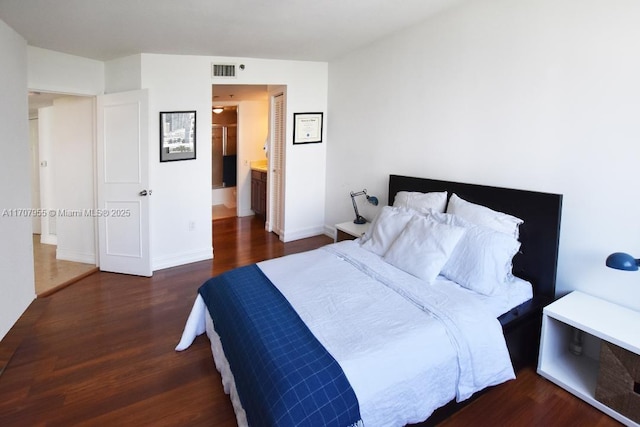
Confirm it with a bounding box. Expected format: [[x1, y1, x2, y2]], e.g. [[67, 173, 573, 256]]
[[293, 112, 323, 144]]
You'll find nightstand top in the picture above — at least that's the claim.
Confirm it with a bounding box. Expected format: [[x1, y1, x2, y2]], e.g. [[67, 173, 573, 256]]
[[544, 291, 640, 354]]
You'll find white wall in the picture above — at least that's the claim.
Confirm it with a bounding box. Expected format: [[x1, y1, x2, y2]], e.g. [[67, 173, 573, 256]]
[[140, 54, 215, 270], [237, 100, 269, 217], [27, 49, 328, 272], [28, 46, 104, 95], [0, 19, 35, 340], [28, 48, 105, 253], [140, 53, 328, 271], [206, 57, 329, 242], [104, 54, 142, 93], [326, 0, 640, 310], [27, 48, 101, 264], [52, 96, 96, 264]]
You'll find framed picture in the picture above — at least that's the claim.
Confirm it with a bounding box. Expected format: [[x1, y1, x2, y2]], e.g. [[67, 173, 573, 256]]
[[160, 111, 196, 162], [293, 112, 323, 144]]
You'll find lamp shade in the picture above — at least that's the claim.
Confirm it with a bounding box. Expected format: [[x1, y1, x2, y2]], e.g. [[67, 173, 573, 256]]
[[605, 252, 640, 271]]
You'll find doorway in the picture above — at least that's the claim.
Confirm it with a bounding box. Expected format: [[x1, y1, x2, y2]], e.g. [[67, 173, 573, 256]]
[[211, 105, 238, 220], [28, 92, 98, 296], [211, 84, 272, 222], [212, 107, 238, 189]]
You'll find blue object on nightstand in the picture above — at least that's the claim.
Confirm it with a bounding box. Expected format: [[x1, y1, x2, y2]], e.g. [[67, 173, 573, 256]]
[[606, 252, 640, 271], [350, 189, 379, 224]]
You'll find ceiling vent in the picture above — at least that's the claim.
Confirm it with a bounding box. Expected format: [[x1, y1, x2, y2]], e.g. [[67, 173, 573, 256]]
[[212, 63, 237, 78]]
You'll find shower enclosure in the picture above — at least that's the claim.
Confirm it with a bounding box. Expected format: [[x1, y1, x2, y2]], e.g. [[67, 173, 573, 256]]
[[212, 107, 237, 188]]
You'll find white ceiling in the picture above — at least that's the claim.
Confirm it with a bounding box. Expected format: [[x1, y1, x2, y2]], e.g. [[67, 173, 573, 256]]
[[0, 0, 461, 62], [7, 0, 462, 116]]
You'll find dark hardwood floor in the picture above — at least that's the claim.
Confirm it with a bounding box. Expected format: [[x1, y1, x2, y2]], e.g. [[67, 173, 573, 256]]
[[0, 216, 621, 426]]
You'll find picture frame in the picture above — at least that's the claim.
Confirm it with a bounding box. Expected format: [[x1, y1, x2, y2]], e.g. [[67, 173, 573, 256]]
[[160, 111, 197, 162], [293, 112, 323, 144]]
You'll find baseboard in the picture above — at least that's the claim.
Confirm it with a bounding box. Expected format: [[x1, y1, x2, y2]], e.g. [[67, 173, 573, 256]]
[[152, 248, 213, 271], [56, 249, 96, 264], [39, 234, 57, 245], [279, 225, 326, 243]]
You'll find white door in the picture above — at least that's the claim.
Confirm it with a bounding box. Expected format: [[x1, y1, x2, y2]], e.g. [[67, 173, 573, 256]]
[[96, 89, 151, 276], [268, 91, 285, 236]]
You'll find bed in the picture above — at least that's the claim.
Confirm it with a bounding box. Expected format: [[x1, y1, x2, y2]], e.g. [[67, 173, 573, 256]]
[[177, 174, 563, 427]]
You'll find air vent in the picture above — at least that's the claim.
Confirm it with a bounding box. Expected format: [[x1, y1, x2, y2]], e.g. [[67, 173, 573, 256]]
[[212, 63, 236, 78]]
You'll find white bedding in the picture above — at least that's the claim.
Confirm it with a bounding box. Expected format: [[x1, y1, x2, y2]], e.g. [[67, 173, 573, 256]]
[[177, 240, 522, 426]]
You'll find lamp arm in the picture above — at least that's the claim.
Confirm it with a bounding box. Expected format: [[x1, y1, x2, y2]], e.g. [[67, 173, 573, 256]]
[[350, 190, 368, 224], [351, 194, 361, 218]]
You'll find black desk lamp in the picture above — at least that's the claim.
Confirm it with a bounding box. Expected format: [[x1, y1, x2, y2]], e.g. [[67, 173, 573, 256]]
[[606, 252, 640, 271], [350, 189, 379, 224]]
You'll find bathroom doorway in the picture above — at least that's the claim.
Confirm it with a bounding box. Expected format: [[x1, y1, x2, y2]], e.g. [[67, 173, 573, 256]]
[[212, 106, 237, 189], [211, 84, 272, 222], [211, 106, 238, 219]]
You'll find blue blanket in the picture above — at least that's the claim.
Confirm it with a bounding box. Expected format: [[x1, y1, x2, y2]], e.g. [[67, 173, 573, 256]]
[[198, 264, 362, 427]]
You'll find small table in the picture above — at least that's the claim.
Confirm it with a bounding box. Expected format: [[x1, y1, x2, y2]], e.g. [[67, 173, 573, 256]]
[[537, 291, 640, 426], [335, 221, 370, 242]]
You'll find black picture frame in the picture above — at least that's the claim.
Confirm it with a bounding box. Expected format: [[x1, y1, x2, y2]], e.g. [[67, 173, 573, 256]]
[[293, 112, 323, 144], [160, 111, 197, 162]]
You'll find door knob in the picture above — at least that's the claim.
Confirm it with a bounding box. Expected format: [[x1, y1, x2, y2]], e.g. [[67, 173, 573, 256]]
[[139, 189, 148, 196]]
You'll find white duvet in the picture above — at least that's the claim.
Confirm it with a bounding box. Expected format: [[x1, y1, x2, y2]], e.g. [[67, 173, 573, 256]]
[[177, 240, 517, 427]]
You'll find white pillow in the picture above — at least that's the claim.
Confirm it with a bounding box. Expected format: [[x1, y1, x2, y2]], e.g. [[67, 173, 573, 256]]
[[446, 193, 523, 239], [393, 191, 448, 214], [383, 215, 465, 283], [430, 211, 521, 295], [360, 206, 416, 256]]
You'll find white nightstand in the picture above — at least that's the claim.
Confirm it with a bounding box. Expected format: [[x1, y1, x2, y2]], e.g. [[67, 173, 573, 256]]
[[335, 221, 370, 242], [537, 291, 640, 426]]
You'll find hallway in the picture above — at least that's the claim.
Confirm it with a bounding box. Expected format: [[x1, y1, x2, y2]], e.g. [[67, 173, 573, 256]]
[[32, 235, 97, 297]]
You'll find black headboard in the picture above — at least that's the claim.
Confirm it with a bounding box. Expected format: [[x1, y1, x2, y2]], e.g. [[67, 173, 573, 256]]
[[388, 175, 563, 300]]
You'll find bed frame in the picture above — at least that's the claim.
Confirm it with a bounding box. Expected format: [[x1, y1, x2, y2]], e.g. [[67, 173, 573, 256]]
[[388, 175, 563, 425]]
